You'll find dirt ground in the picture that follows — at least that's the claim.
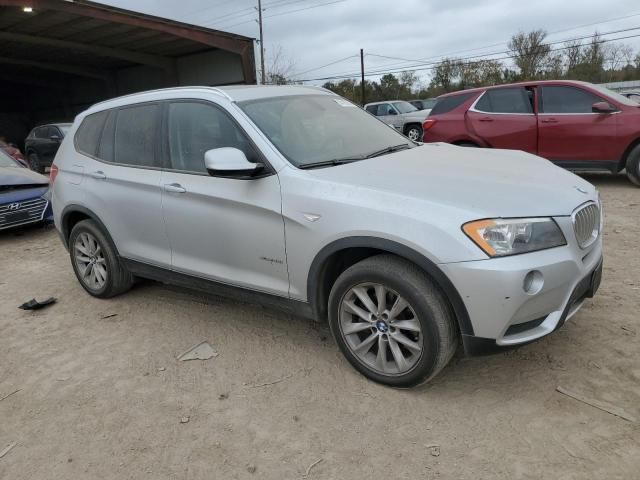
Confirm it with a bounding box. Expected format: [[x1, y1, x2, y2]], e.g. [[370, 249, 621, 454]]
[[0, 173, 638, 480]]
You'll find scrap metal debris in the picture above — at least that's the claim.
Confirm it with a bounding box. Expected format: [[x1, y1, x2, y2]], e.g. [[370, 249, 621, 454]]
[[0, 442, 17, 459], [101, 314, 118, 320], [425, 444, 441, 456], [176, 341, 218, 361], [18, 297, 56, 311], [180, 416, 190, 424], [304, 458, 323, 477], [556, 386, 636, 422]]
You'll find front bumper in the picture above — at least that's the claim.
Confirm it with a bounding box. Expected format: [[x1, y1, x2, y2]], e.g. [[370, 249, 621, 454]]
[[440, 216, 603, 355]]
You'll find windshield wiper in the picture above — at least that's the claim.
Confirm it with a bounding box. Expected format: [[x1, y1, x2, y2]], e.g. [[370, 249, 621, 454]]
[[365, 144, 412, 158], [298, 157, 366, 170]]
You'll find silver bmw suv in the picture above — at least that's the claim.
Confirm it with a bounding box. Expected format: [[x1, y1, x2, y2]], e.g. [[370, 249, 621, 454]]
[[51, 86, 602, 387]]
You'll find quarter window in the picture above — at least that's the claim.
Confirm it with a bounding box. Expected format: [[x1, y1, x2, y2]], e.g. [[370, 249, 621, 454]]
[[430, 92, 475, 115], [541, 86, 604, 114], [75, 111, 108, 157], [167, 102, 258, 173], [474, 88, 533, 114], [114, 104, 161, 168]]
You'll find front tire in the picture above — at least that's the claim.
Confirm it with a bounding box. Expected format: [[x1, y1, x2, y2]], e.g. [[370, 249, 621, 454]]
[[28, 153, 43, 173], [626, 144, 640, 186], [405, 125, 423, 142], [69, 219, 133, 298], [328, 255, 458, 388]]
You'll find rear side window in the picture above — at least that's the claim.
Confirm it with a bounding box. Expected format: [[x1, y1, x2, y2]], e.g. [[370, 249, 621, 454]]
[[541, 86, 603, 114], [75, 111, 108, 157], [474, 88, 533, 114], [167, 101, 259, 173], [97, 111, 116, 162], [114, 104, 161, 168], [430, 92, 475, 115], [365, 105, 378, 115]]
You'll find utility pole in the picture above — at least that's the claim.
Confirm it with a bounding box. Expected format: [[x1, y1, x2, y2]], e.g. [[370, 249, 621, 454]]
[[258, 0, 266, 84], [360, 48, 365, 106]]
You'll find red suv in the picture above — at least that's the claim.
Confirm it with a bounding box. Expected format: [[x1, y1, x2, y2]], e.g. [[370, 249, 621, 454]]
[[423, 80, 640, 186]]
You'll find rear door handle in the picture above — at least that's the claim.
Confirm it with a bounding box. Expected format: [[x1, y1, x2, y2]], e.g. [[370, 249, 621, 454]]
[[88, 170, 106, 180], [478, 117, 494, 122], [164, 183, 186, 193], [541, 118, 558, 124]]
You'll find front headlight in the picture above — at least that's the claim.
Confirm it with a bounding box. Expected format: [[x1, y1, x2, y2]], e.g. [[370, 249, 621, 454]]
[[462, 218, 566, 257]]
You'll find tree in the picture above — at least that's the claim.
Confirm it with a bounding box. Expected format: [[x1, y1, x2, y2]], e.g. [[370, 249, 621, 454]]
[[265, 44, 296, 85], [508, 30, 551, 80], [429, 58, 460, 93]]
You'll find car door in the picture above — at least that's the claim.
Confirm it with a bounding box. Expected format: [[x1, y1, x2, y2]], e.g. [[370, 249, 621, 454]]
[[376, 103, 403, 130], [466, 87, 538, 153], [160, 100, 289, 296], [537, 85, 619, 162], [75, 105, 172, 268]]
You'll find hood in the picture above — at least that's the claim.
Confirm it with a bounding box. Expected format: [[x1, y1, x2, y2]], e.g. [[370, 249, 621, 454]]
[[0, 166, 48, 187], [402, 112, 430, 122], [308, 143, 597, 218]]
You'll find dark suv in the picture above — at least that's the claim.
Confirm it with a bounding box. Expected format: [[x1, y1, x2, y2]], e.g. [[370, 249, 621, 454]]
[[25, 123, 71, 173]]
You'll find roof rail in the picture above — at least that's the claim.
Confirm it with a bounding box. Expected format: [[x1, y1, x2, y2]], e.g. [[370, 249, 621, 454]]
[[90, 86, 231, 109]]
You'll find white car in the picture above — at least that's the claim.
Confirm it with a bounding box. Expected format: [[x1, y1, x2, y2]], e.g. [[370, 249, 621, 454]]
[[51, 85, 602, 387]]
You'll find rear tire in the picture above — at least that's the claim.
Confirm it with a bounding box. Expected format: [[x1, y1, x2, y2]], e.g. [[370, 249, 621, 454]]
[[69, 219, 133, 298], [626, 145, 640, 186], [328, 254, 458, 388], [456, 142, 479, 148]]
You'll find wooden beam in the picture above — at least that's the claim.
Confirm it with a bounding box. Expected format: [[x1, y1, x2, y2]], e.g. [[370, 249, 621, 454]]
[[0, 31, 173, 70]]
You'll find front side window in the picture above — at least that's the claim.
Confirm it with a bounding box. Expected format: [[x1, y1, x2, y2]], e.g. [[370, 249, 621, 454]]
[[379, 103, 397, 115], [167, 102, 259, 173], [75, 111, 108, 157], [392, 101, 418, 114], [114, 104, 160, 168], [474, 88, 533, 114], [239, 94, 414, 168], [541, 86, 604, 114]]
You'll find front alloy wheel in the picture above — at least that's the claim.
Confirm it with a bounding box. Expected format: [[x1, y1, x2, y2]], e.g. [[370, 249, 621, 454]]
[[339, 283, 423, 375], [406, 126, 422, 142]]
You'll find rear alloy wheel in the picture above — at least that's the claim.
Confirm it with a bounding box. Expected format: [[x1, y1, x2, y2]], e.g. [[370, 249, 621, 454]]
[[625, 144, 640, 186], [328, 255, 458, 387], [28, 153, 42, 173], [405, 125, 423, 142], [69, 219, 133, 298]]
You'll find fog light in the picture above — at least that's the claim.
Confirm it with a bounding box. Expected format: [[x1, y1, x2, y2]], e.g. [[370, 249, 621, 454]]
[[523, 270, 544, 295]]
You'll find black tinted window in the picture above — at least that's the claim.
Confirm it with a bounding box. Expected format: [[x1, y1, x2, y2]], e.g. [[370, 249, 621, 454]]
[[365, 105, 377, 115], [167, 102, 258, 173], [541, 86, 603, 114], [97, 111, 116, 162], [474, 88, 533, 114], [75, 112, 108, 157], [430, 92, 475, 115], [114, 104, 160, 167]]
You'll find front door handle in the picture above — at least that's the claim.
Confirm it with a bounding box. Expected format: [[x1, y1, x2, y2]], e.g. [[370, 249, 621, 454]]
[[88, 170, 106, 180], [478, 117, 494, 122], [164, 183, 186, 193], [541, 118, 558, 124]]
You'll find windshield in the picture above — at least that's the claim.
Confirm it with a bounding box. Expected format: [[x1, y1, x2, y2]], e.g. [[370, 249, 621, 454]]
[[0, 149, 19, 167], [588, 84, 639, 107], [422, 99, 437, 109], [392, 101, 418, 114], [239, 95, 414, 167]]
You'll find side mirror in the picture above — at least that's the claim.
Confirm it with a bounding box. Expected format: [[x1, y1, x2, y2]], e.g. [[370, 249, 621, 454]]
[[50, 134, 61, 142], [388, 110, 398, 116], [592, 102, 616, 114], [204, 147, 263, 179]]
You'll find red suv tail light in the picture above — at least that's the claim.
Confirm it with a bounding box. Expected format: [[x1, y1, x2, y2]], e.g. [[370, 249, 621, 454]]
[[423, 119, 437, 131], [49, 164, 59, 185]]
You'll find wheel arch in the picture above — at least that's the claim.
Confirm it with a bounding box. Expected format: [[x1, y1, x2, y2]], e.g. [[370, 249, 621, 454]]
[[307, 236, 474, 336], [60, 204, 118, 254]]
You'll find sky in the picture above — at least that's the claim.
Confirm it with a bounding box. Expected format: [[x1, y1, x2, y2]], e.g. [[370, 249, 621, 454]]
[[98, 0, 640, 85]]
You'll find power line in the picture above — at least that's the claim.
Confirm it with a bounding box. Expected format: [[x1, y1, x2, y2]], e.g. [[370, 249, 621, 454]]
[[290, 54, 359, 77], [297, 31, 640, 83], [348, 10, 640, 73], [201, 0, 325, 28]]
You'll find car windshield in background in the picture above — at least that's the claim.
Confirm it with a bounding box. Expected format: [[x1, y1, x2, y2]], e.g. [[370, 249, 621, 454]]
[[423, 99, 437, 109], [392, 101, 419, 113], [239, 95, 414, 168], [0, 150, 19, 167], [588, 83, 639, 107]]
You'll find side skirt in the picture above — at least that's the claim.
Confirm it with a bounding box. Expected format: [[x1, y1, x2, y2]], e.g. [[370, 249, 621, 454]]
[[121, 258, 315, 320], [552, 160, 619, 173]]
